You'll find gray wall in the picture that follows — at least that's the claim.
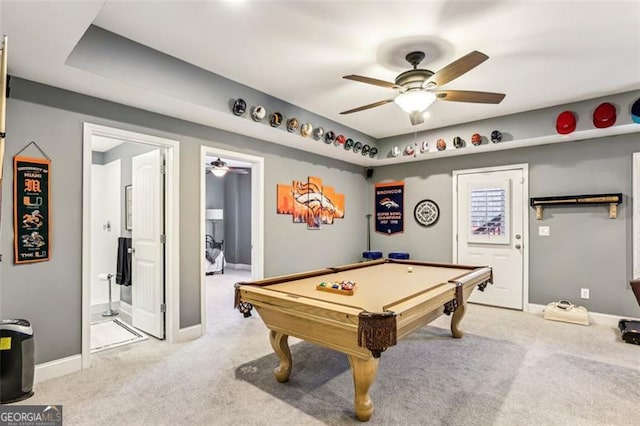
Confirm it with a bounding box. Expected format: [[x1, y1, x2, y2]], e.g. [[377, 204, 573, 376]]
[[91, 151, 105, 165], [0, 78, 368, 363], [370, 132, 639, 317], [68, 26, 377, 152], [223, 173, 252, 265], [1, 96, 83, 363], [236, 173, 252, 266], [2, 76, 638, 366]]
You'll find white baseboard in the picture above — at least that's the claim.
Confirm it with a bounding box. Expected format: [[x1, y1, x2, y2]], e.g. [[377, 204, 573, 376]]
[[528, 303, 640, 327], [43, 325, 195, 381], [90, 301, 121, 315], [225, 263, 251, 271], [35, 354, 82, 384], [119, 301, 132, 316], [178, 324, 202, 342]]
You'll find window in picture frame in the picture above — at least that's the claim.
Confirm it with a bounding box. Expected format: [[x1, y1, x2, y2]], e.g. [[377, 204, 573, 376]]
[[467, 180, 510, 245]]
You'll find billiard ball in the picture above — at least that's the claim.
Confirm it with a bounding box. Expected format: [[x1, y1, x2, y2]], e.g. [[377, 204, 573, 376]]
[[408, 267, 413, 273]]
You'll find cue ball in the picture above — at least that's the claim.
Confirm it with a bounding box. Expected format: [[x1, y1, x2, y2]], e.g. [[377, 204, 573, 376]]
[[408, 267, 413, 273]]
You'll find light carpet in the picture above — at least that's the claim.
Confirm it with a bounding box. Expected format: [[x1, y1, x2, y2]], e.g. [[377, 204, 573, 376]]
[[236, 326, 638, 425], [90, 318, 147, 353], [17, 270, 640, 425]]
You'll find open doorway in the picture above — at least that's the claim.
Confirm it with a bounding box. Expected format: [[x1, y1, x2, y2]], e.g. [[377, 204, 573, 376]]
[[204, 157, 252, 275], [82, 123, 180, 369], [200, 146, 264, 334]]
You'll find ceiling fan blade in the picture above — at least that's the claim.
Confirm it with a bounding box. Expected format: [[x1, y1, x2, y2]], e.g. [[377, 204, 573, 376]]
[[425, 51, 489, 88], [409, 111, 425, 126], [340, 99, 394, 115], [343, 75, 400, 90], [433, 90, 505, 104]]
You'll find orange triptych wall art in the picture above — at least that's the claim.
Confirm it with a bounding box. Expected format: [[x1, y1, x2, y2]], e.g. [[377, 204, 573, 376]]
[[277, 176, 345, 229]]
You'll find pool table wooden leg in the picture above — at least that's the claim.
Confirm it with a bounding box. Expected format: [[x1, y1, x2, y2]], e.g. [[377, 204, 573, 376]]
[[451, 302, 466, 338], [347, 355, 379, 422], [269, 330, 292, 382]]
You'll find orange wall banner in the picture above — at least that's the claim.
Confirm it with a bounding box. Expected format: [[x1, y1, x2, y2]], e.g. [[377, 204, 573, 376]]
[[13, 156, 51, 264]]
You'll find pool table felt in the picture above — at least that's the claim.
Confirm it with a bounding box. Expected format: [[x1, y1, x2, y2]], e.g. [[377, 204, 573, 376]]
[[262, 262, 471, 313]]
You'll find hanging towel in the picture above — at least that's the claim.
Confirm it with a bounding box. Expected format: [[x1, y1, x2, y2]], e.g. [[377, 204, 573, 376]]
[[116, 237, 132, 286]]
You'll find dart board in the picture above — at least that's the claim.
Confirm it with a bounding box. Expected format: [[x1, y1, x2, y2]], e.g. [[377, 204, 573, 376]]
[[413, 199, 439, 227]]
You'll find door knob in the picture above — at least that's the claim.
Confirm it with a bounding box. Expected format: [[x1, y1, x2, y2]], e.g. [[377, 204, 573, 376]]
[[515, 234, 521, 240], [515, 244, 522, 249], [127, 247, 135, 254]]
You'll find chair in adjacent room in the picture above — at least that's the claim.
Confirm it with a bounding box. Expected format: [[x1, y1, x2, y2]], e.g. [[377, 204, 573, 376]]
[[205, 234, 225, 275]]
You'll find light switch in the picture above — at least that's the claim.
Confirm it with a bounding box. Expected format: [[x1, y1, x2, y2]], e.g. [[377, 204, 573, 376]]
[[538, 226, 550, 236]]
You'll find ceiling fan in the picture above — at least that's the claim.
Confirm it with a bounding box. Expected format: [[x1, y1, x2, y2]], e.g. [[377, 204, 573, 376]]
[[341, 50, 505, 126], [206, 158, 249, 177]]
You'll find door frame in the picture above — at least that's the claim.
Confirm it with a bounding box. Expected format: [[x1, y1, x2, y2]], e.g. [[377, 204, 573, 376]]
[[81, 123, 180, 369], [200, 145, 264, 335], [633, 152, 640, 279], [452, 163, 530, 311]]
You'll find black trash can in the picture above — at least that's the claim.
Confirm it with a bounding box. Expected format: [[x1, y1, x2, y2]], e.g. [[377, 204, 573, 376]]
[[0, 319, 35, 404]]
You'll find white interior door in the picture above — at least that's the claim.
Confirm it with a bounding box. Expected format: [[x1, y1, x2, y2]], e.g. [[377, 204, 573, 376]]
[[455, 167, 525, 309], [132, 149, 165, 338]]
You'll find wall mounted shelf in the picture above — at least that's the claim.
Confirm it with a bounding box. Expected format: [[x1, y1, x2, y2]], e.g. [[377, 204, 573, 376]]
[[375, 123, 640, 167], [529, 193, 622, 220]]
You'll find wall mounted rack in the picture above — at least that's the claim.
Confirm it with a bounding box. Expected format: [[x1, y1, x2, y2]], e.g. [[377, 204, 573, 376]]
[[529, 193, 622, 220]]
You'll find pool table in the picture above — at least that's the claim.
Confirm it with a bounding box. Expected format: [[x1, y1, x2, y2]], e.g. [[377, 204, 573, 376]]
[[234, 258, 492, 421]]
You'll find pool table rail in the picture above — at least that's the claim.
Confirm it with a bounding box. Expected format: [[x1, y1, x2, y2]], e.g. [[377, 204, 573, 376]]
[[234, 262, 492, 358], [234, 267, 336, 317], [327, 258, 490, 273]]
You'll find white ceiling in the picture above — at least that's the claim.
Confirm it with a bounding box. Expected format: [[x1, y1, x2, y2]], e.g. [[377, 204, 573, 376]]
[[2, 1, 639, 149], [92, 135, 123, 153]]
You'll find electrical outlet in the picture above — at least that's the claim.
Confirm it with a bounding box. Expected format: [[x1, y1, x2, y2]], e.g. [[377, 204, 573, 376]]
[[580, 288, 590, 299], [538, 226, 550, 236]]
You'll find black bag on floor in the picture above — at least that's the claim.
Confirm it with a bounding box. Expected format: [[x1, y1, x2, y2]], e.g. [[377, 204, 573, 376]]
[[618, 319, 640, 345], [619, 279, 640, 345]]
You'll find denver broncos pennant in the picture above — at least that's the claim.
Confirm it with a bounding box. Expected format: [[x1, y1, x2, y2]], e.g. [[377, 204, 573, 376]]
[[375, 181, 404, 235]]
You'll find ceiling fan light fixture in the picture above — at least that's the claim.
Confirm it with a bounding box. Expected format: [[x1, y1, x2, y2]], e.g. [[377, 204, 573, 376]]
[[394, 90, 436, 113], [210, 157, 228, 177], [212, 168, 227, 177], [409, 110, 425, 126]]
